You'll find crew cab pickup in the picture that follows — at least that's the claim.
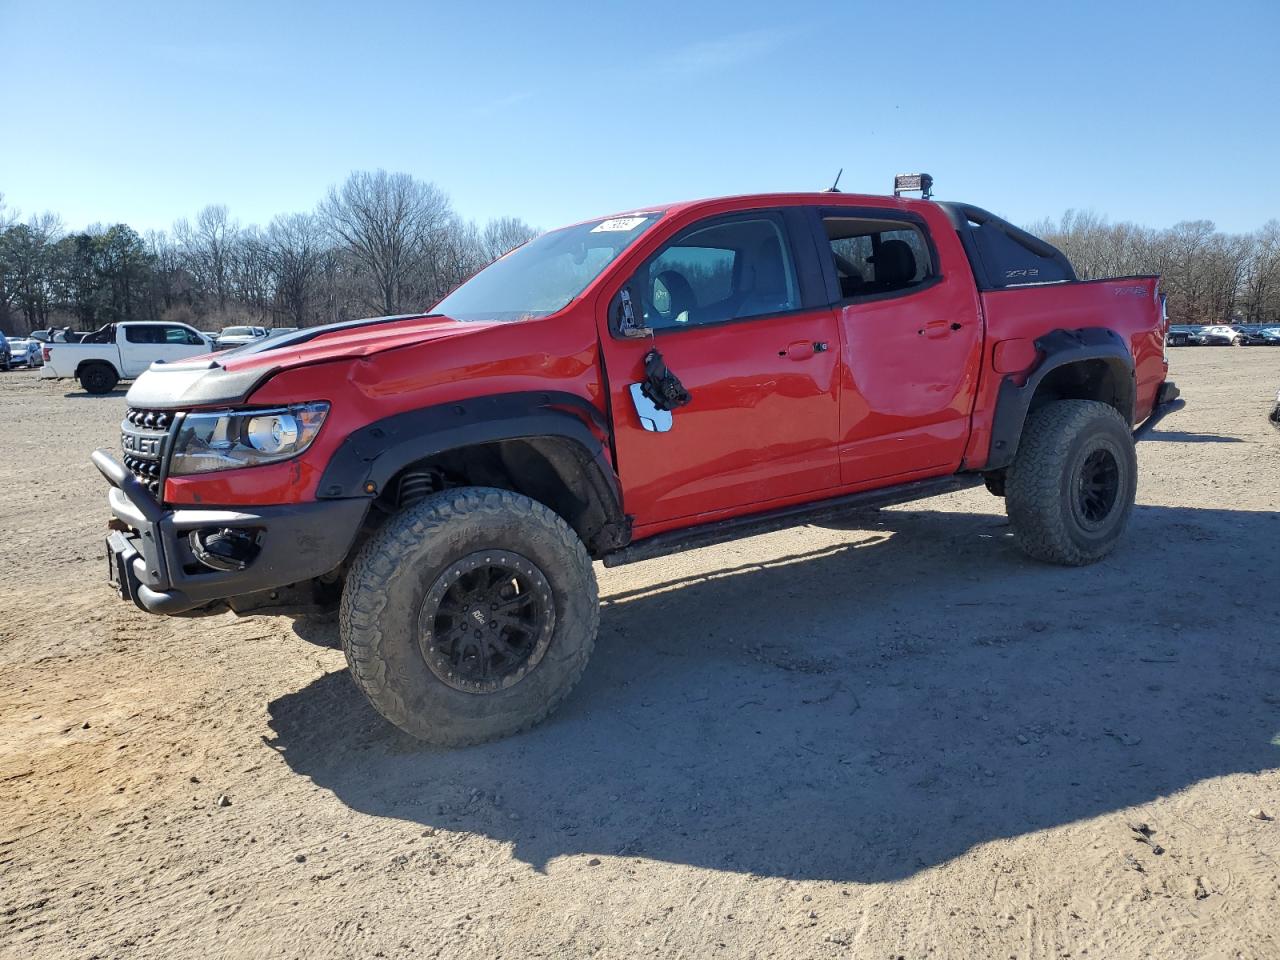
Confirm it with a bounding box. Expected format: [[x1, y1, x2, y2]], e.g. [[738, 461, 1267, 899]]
[[42, 321, 213, 394], [93, 189, 1182, 745]]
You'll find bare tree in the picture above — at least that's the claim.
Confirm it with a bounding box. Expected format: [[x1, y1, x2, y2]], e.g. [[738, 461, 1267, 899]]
[[1241, 221, 1280, 323], [175, 204, 239, 315], [232, 225, 273, 323], [481, 216, 538, 262], [1030, 212, 1259, 323], [265, 213, 327, 326], [0, 211, 63, 331], [0, 193, 16, 231], [318, 170, 453, 315]]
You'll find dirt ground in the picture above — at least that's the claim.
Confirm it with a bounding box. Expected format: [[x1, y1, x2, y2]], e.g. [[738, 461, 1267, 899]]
[[1, 347, 1278, 960]]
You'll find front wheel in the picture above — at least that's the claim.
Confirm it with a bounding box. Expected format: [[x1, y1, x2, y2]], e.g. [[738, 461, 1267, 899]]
[[1005, 400, 1137, 566], [340, 487, 599, 745]]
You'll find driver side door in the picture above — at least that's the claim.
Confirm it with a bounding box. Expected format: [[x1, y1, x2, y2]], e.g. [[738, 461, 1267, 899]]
[[598, 208, 842, 531]]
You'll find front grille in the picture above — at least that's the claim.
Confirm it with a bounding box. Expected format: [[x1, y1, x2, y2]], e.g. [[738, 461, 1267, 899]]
[[121, 407, 176, 497]]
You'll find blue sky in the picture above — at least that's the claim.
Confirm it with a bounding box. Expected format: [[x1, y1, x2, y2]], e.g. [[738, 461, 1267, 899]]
[[2, 0, 1277, 235]]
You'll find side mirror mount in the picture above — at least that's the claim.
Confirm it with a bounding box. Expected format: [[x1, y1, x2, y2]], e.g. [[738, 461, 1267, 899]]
[[617, 286, 648, 339]]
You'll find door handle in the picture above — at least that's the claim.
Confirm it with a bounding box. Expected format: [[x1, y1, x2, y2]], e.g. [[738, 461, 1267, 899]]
[[918, 320, 955, 339], [779, 340, 827, 360]]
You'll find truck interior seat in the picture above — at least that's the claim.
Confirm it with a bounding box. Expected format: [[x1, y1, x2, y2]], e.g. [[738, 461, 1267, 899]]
[[653, 269, 697, 325], [866, 238, 917, 293]]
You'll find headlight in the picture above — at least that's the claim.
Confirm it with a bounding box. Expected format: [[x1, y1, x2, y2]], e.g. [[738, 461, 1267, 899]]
[[169, 402, 329, 475]]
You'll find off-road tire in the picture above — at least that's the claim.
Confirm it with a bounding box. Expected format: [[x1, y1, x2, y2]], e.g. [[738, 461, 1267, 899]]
[[340, 487, 599, 745], [1005, 399, 1137, 566], [79, 363, 119, 394]]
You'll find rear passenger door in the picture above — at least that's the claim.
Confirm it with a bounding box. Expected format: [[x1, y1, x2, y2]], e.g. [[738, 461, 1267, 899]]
[[599, 208, 842, 529], [813, 209, 983, 484], [121, 325, 209, 375]]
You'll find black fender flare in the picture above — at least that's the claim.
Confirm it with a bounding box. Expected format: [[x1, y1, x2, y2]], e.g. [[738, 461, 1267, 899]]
[[984, 328, 1135, 471], [316, 391, 627, 549]]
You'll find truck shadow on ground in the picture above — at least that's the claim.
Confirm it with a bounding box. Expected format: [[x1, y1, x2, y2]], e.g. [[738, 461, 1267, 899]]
[[1139, 430, 1246, 443], [266, 503, 1280, 883]]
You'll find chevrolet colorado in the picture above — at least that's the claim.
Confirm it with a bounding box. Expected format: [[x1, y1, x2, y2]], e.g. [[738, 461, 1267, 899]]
[[94, 188, 1181, 744]]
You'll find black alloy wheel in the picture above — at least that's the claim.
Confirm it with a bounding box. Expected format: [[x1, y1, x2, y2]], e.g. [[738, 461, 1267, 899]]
[[417, 549, 555, 695], [1073, 448, 1121, 527]]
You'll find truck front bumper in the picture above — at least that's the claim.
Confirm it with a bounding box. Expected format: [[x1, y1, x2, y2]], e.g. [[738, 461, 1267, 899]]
[[93, 450, 368, 615], [1133, 380, 1183, 440]]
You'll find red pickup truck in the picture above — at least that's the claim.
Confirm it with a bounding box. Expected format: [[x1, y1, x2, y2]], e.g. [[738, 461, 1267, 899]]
[[96, 189, 1181, 744]]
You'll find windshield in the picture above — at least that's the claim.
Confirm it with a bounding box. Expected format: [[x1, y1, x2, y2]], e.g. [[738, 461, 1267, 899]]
[[434, 214, 661, 322], [222, 327, 254, 337]]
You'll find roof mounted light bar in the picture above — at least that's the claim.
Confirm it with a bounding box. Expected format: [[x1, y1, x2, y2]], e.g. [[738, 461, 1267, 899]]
[[893, 173, 934, 199]]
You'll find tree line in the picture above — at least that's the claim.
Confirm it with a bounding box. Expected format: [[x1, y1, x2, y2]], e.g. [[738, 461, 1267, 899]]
[[1026, 211, 1280, 324], [0, 170, 537, 335], [4, 174, 1279, 335]]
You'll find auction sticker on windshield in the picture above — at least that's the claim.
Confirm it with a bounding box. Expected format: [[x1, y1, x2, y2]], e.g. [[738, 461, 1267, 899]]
[[591, 217, 649, 232]]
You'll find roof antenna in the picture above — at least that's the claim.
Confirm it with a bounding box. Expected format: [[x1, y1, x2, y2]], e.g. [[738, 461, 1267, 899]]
[[824, 168, 843, 193]]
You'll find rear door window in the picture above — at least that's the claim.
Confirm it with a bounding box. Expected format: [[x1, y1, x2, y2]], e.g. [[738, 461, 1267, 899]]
[[125, 325, 162, 344], [822, 217, 935, 300]]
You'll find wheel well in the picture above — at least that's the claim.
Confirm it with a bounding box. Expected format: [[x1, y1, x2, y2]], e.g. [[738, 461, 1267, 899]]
[[76, 359, 116, 378], [376, 437, 627, 558], [1026, 358, 1134, 425]]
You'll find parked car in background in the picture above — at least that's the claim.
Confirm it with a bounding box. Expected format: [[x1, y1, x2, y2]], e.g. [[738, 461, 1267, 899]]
[[1166, 324, 1200, 346], [6, 337, 43, 367], [214, 326, 268, 350], [0, 336, 11, 370], [265, 327, 298, 340], [40, 321, 213, 393], [1254, 327, 1280, 345], [1192, 324, 1245, 346], [1237, 324, 1273, 345]]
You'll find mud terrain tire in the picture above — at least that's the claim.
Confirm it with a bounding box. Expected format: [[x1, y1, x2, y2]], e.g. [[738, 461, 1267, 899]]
[[340, 487, 598, 745], [1005, 399, 1137, 566]]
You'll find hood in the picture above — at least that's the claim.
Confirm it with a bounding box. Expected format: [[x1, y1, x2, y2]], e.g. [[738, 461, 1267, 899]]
[[126, 313, 496, 410]]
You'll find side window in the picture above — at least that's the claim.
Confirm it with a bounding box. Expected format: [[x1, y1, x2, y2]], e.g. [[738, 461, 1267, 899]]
[[124, 325, 160, 344], [166, 327, 203, 345], [966, 217, 1074, 286], [823, 217, 934, 300], [639, 216, 799, 329]]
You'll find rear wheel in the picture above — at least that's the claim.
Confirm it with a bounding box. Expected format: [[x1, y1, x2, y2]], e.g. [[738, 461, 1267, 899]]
[[1005, 399, 1137, 565], [79, 363, 119, 394], [340, 487, 598, 745]]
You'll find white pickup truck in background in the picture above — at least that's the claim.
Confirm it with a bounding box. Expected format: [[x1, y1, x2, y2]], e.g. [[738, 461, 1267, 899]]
[[40, 321, 213, 394]]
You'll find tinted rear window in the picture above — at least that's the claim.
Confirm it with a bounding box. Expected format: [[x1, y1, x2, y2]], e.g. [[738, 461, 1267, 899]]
[[966, 218, 1075, 287]]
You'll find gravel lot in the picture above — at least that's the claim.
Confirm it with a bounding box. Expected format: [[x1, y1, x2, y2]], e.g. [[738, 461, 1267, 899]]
[[1, 347, 1278, 960]]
